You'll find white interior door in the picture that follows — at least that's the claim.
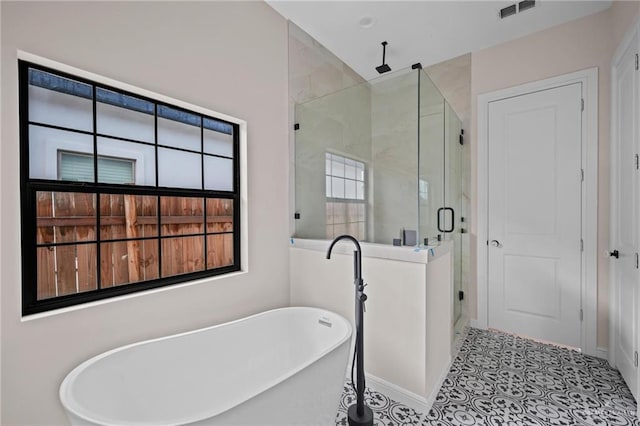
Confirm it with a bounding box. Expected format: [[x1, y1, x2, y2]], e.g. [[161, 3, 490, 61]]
[[487, 83, 583, 348], [612, 38, 638, 399]]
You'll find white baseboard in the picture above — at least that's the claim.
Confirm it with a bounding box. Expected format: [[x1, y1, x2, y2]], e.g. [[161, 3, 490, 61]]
[[424, 356, 452, 409], [470, 318, 483, 329], [595, 347, 608, 360], [454, 315, 470, 334], [464, 323, 608, 362], [363, 373, 430, 414], [358, 359, 453, 416]]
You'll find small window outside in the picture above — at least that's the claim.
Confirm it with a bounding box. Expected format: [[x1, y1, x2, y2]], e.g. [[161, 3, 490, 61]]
[[325, 153, 366, 240], [59, 151, 135, 185]]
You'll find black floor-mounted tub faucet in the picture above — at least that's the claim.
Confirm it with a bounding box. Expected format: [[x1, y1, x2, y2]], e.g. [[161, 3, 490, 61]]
[[326, 235, 373, 426]]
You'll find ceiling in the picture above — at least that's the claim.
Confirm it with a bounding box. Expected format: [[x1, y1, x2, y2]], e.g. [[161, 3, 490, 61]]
[[266, 0, 612, 81]]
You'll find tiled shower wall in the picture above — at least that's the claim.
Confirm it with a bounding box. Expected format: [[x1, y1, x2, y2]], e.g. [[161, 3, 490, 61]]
[[288, 23, 369, 238], [288, 22, 365, 105]]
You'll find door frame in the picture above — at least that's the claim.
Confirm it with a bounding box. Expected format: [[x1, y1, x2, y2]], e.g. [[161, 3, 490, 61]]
[[609, 18, 640, 372], [475, 68, 599, 357]]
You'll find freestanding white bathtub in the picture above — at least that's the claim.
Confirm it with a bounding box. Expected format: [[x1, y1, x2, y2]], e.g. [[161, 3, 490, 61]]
[[60, 307, 352, 426]]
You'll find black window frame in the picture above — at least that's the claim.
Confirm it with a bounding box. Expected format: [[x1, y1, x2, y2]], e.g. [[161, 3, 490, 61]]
[[19, 60, 242, 316]]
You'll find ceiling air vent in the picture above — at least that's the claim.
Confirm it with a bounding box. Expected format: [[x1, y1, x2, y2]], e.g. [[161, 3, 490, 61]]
[[499, 0, 535, 19], [499, 4, 517, 19], [519, 0, 536, 12]]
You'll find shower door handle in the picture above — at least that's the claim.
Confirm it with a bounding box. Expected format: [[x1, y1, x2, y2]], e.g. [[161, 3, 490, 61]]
[[437, 207, 455, 233]]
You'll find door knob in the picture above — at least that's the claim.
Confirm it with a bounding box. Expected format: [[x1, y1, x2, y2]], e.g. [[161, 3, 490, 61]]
[[608, 249, 620, 259], [490, 240, 502, 248]]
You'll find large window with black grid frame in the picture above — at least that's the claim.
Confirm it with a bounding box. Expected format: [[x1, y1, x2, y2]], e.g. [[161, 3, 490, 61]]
[[20, 60, 241, 315]]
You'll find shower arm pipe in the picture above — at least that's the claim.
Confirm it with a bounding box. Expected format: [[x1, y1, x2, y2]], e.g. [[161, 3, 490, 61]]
[[326, 235, 371, 424]]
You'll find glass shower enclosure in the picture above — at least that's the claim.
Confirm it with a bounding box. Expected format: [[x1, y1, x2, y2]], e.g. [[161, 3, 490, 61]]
[[293, 66, 468, 325]]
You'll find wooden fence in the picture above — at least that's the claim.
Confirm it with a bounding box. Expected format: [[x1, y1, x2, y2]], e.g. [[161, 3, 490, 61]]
[[36, 192, 233, 300]]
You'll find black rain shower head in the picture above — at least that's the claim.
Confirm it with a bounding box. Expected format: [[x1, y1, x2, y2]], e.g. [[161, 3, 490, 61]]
[[376, 63, 391, 74], [376, 41, 391, 74]]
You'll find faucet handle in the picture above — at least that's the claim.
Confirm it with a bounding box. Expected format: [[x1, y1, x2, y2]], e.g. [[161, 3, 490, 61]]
[[360, 293, 368, 312]]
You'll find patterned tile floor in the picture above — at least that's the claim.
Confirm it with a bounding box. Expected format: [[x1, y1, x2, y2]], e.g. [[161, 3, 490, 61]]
[[336, 328, 639, 425]]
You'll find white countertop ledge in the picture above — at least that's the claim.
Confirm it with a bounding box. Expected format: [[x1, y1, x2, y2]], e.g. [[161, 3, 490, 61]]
[[289, 238, 453, 264]]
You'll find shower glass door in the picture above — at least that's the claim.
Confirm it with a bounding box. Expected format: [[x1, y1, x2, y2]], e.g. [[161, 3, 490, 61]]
[[418, 70, 445, 244], [460, 125, 471, 329], [445, 103, 464, 325]]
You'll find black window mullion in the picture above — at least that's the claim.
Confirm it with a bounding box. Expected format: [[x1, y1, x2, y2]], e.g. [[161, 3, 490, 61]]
[[158, 144, 230, 158], [37, 235, 158, 248], [154, 104, 162, 279], [202, 152, 233, 161], [154, 103, 159, 188], [160, 232, 209, 240], [201, 118, 208, 270], [233, 124, 241, 269], [201, 230, 234, 237], [92, 85, 102, 291], [96, 132, 156, 148], [28, 121, 94, 137], [19, 61, 34, 314]]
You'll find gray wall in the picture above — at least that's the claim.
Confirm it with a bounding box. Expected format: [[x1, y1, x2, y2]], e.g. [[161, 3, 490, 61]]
[[1, 2, 289, 423]]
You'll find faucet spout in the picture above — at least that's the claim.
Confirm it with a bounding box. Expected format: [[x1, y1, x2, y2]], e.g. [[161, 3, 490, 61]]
[[326, 235, 363, 284], [326, 234, 361, 259]]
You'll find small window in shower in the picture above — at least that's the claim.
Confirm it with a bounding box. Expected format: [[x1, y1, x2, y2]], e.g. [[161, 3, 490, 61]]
[[325, 153, 366, 240]]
